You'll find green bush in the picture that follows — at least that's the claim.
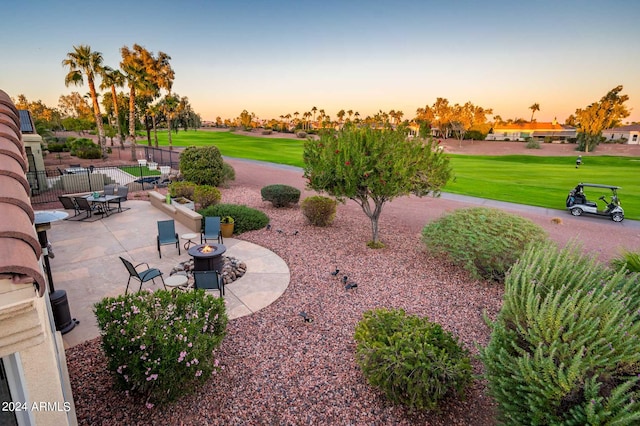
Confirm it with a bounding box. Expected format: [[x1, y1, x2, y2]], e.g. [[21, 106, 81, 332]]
[[179, 145, 225, 186], [296, 131, 307, 138], [220, 161, 236, 187], [464, 129, 487, 140], [193, 185, 221, 209], [301, 195, 337, 226], [610, 249, 640, 273], [199, 204, 269, 234], [421, 207, 547, 282], [94, 290, 227, 406], [68, 137, 101, 159], [261, 184, 301, 207], [525, 139, 541, 149], [482, 242, 640, 425], [47, 142, 67, 152], [354, 308, 472, 411], [169, 181, 196, 199]]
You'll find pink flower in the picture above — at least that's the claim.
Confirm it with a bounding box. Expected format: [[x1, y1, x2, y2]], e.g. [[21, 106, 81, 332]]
[[195, 370, 202, 377], [345, 161, 351, 166], [145, 402, 154, 409]]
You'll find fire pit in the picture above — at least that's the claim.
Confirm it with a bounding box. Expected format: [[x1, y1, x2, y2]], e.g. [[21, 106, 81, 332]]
[[188, 243, 226, 272]]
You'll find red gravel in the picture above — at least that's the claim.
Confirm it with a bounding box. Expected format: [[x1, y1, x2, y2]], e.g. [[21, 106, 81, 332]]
[[65, 144, 640, 425]]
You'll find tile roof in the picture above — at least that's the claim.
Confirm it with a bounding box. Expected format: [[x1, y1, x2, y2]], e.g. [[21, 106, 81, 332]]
[[604, 124, 640, 132], [0, 90, 45, 296], [494, 122, 572, 131]]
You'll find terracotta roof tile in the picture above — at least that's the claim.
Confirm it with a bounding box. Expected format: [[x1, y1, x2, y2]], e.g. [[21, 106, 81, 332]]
[[0, 89, 46, 296]]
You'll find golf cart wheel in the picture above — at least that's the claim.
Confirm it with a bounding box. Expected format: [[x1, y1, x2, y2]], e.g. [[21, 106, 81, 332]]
[[570, 208, 583, 217], [612, 213, 624, 222]]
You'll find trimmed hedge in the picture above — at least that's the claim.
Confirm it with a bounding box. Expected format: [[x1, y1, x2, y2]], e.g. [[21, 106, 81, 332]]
[[261, 184, 301, 207], [199, 204, 269, 234], [193, 185, 221, 209], [179, 146, 225, 186], [301, 195, 337, 226], [421, 207, 547, 282]]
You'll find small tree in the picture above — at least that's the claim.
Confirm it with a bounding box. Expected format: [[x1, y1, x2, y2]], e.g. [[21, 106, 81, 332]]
[[303, 125, 451, 247], [179, 145, 225, 186]]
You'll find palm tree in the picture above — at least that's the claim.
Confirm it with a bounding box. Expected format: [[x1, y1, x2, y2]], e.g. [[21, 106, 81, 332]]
[[62, 45, 107, 157], [99, 66, 125, 148], [529, 103, 540, 122], [153, 51, 175, 149], [311, 106, 317, 124]]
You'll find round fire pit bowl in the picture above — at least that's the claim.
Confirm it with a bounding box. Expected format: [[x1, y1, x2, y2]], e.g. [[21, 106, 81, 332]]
[[187, 243, 227, 272]]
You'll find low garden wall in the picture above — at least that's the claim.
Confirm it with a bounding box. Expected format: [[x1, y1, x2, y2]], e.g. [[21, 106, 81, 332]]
[[148, 191, 203, 233]]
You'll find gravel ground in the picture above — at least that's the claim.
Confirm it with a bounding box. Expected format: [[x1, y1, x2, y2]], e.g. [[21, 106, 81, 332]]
[[65, 143, 640, 425], [67, 185, 504, 425]]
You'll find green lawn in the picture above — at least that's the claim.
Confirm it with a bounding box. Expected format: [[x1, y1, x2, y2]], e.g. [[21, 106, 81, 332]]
[[149, 130, 640, 220], [118, 165, 161, 177]]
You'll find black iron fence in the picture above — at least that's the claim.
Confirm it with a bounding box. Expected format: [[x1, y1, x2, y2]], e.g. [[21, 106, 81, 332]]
[[143, 146, 181, 169], [29, 163, 175, 205]]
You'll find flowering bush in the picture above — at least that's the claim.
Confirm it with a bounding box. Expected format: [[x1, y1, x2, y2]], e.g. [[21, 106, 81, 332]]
[[94, 289, 227, 406]]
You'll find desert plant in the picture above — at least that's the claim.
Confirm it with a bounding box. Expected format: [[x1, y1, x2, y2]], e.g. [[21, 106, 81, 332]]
[[220, 161, 235, 187], [421, 207, 547, 282], [193, 185, 221, 209], [261, 184, 301, 207], [525, 139, 541, 149], [482, 242, 640, 425], [610, 249, 640, 273], [296, 131, 307, 138], [199, 204, 269, 234], [168, 181, 196, 200], [261, 129, 272, 135], [94, 289, 227, 406], [179, 145, 225, 186], [301, 195, 337, 226], [354, 308, 472, 411], [220, 216, 234, 224]]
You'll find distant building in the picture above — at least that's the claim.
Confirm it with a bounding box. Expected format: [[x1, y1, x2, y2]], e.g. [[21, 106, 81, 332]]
[[602, 124, 640, 144], [487, 120, 577, 142]]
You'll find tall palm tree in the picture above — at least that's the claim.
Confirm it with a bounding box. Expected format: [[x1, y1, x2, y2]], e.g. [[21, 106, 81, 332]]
[[62, 45, 107, 157], [529, 103, 540, 122], [153, 51, 175, 149], [311, 106, 317, 124], [99, 66, 126, 147]]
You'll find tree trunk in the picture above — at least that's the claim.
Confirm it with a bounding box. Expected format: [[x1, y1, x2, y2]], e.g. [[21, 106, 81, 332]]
[[152, 115, 158, 147], [355, 196, 385, 246], [145, 115, 152, 146], [129, 85, 137, 161], [88, 78, 107, 158], [110, 85, 123, 146]]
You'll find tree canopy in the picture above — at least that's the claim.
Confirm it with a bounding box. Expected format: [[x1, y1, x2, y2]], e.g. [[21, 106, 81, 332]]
[[303, 125, 452, 247]]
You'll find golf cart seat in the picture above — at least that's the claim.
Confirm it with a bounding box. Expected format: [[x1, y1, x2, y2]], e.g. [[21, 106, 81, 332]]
[[585, 201, 597, 208]]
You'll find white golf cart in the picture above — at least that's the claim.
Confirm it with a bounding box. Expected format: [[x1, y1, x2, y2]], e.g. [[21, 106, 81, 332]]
[[565, 183, 624, 222]]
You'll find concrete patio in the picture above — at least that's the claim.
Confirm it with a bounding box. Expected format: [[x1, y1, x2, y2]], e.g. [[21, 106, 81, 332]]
[[44, 199, 290, 349]]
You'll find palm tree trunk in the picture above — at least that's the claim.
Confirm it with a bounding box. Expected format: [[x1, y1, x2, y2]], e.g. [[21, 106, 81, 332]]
[[88, 78, 107, 158], [152, 115, 158, 147], [110, 85, 123, 146], [129, 85, 137, 161]]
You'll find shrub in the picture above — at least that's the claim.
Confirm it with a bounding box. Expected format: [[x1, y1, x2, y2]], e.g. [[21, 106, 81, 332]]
[[169, 181, 196, 199], [296, 131, 307, 138], [301, 195, 337, 226], [464, 129, 487, 140], [193, 185, 221, 209], [68, 137, 101, 159], [94, 290, 228, 405], [525, 139, 541, 149], [421, 207, 547, 282], [261, 184, 301, 207], [220, 161, 235, 187], [47, 142, 67, 152], [482, 242, 640, 425], [610, 249, 640, 273], [179, 145, 225, 186], [354, 308, 472, 411], [261, 129, 272, 135], [199, 204, 269, 234]]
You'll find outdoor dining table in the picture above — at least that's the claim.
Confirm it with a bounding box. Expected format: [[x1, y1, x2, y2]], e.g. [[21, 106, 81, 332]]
[[84, 194, 125, 216]]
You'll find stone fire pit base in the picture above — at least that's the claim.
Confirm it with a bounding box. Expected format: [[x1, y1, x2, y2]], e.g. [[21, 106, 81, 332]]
[[170, 256, 247, 285]]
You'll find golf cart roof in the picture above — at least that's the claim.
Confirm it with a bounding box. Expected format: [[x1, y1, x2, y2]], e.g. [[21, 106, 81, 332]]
[[578, 183, 621, 190]]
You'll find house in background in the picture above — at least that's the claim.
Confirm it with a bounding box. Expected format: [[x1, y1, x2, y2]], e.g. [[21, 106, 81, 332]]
[[0, 90, 76, 425], [487, 120, 577, 142], [602, 124, 640, 144]]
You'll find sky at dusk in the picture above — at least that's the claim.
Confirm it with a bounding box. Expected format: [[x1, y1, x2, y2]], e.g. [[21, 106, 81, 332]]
[[2, 0, 639, 123]]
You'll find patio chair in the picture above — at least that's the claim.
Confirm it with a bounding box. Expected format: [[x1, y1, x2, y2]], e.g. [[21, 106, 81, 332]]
[[119, 257, 165, 294], [201, 216, 223, 244], [108, 186, 128, 212], [103, 184, 116, 195], [58, 196, 80, 217], [193, 270, 224, 297], [74, 196, 97, 219], [157, 219, 180, 258]]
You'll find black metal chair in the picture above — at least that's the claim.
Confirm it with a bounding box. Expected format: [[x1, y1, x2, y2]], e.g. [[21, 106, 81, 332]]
[[119, 257, 164, 294], [108, 186, 129, 212], [193, 270, 224, 297], [157, 219, 180, 258], [74, 196, 97, 219], [58, 196, 80, 217]]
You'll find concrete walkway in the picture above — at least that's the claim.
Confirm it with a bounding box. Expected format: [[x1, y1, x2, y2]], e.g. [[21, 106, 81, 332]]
[[45, 200, 290, 349]]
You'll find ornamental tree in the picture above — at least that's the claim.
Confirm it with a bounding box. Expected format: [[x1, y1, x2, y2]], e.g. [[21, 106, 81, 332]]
[[303, 125, 452, 247]]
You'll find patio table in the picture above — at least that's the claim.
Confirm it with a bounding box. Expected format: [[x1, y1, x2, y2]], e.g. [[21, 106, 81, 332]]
[[84, 194, 125, 217]]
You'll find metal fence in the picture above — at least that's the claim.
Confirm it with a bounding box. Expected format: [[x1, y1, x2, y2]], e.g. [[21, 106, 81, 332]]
[[28, 164, 175, 205], [143, 146, 181, 169]]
